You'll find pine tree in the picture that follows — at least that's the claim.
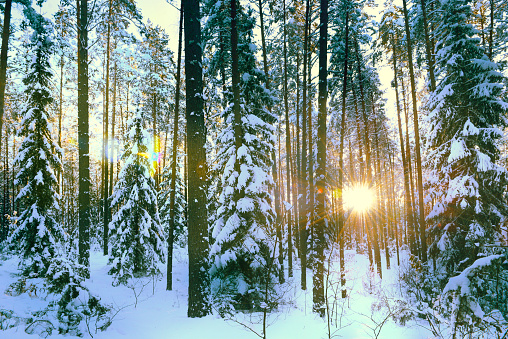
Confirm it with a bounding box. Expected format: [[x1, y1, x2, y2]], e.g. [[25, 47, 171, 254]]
[[108, 110, 166, 286], [9, 17, 65, 277], [427, 0, 508, 274], [208, 0, 278, 312], [426, 0, 508, 329]]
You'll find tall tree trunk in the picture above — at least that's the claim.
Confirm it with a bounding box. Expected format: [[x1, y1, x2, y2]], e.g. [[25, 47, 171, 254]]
[[292, 124, 299, 261], [353, 85, 373, 267], [389, 152, 400, 266], [0, 0, 11, 154], [489, 0, 494, 60], [295, 53, 301, 258], [307, 39, 315, 264], [299, 0, 311, 291], [231, 0, 241, 172], [78, 0, 91, 276], [282, 0, 293, 279], [103, 0, 112, 256], [338, 8, 349, 298], [402, 0, 427, 262], [313, 0, 327, 317], [109, 63, 116, 197], [2, 130, 8, 241], [184, 0, 210, 318], [58, 55, 64, 189], [167, 5, 183, 291], [278, 124, 285, 279], [152, 83, 159, 189], [257, 0, 283, 285], [401, 75, 418, 254], [418, 0, 436, 91], [373, 114, 390, 270], [354, 39, 382, 278], [392, 44, 414, 257]]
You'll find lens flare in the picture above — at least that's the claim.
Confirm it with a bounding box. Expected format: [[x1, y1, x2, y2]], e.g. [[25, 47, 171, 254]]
[[343, 184, 375, 213]]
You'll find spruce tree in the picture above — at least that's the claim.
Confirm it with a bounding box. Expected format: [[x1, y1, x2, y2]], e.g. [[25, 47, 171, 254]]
[[208, 1, 278, 312], [108, 110, 166, 286], [427, 0, 508, 273], [426, 0, 508, 328], [9, 17, 65, 277]]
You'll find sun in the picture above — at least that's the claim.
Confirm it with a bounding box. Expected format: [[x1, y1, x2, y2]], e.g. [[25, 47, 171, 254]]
[[343, 184, 375, 213]]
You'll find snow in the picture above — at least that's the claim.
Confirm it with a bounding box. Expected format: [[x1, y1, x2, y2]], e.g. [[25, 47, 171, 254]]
[[448, 138, 469, 163], [443, 254, 502, 296], [0, 250, 436, 339]]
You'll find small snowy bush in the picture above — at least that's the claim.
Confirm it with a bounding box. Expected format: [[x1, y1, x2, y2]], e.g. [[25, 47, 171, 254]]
[[26, 256, 112, 337]]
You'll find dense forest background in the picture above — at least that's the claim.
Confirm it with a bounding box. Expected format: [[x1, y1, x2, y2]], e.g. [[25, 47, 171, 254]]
[[1, 0, 508, 338]]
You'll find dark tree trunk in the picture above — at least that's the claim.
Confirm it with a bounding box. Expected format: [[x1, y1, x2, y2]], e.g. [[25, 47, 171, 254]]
[[401, 75, 418, 254], [389, 153, 400, 266], [231, 0, 241, 171], [313, 0, 327, 317], [307, 34, 315, 267], [2, 130, 8, 241], [338, 8, 349, 298], [78, 0, 91, 276], [392, 44, 414, 257], [184, 0, 210, 318], [109, 63, 116, 197], [489, 0, 494, 60], [257, 0, 283, 284], [299, 0, 311, 291], [0, 0, 12, 157], [402, 0, 427, 262], [295, 54, 301, 259], [418, 0, 436, 91], [354, 39, 382, 278], [282, 0, 293, 279], [58, 55, 64, 189], [103, 0, 112, 256], [167, 5, 183, 292]]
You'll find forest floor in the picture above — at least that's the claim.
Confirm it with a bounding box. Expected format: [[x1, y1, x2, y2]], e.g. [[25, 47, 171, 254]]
[[1, 246, 436, 339]]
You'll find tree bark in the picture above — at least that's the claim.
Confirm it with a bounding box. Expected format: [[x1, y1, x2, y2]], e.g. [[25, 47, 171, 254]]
[[338, 7, 349, 298], [489, 0, 494, 60], [392, 43, 414, 258], [231, 0, 241, 173], [58, 55, 64, 189], [299, 0, 311, 291], [103, 0, 113, 256], [354, 38, 382, 278], [109, 62, 116, 197], [418, 0, 436, 91], [257, 0, 283, 285], [313, 0, 327, 317], [167, 4, 183, 291], [184, 0, 210, 317], [0, 0, 12, 157], [402, 0, 427, 262], [78, 0, 91, 275], [282, 0, 293, 279], [401, 75, 418, 254]]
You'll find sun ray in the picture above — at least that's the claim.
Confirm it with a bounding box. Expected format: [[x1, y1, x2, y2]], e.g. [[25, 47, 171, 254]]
[[343, 184, 375, 213]]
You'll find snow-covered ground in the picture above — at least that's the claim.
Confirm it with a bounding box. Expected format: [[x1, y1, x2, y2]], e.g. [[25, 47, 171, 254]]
[[1, 248, 435, 338]]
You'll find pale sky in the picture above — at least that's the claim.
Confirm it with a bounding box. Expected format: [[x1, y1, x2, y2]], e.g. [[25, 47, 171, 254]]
[[32, 0, 181, 53], [23, 0, 398, 141]]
